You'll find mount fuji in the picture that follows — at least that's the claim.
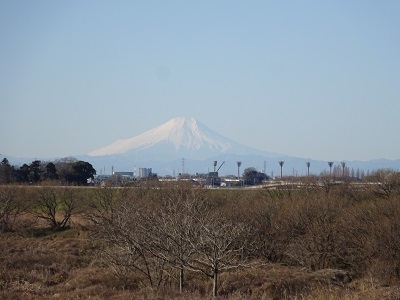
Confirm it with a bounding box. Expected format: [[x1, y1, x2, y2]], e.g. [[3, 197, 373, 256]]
[[88, 117, 278, 161], [81, 117, 400, 176], [83, 117, 285, 175]]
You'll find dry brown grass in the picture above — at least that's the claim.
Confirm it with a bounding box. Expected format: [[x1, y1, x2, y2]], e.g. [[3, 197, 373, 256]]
[[2, 185, 400, 299], [1, 228, 399, 300]]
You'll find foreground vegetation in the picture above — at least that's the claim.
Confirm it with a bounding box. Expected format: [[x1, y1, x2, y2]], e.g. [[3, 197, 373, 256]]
[[1, 178, 400, 299]]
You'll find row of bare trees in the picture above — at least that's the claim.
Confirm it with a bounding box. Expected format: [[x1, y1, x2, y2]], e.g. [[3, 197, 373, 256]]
[[86, 183, 251, 297], [84, 177, 400, 295]]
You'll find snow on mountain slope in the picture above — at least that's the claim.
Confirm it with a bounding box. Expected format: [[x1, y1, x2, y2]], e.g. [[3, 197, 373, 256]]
[[88, 117, 269, 160]]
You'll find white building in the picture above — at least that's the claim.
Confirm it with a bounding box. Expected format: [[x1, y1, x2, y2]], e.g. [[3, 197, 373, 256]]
[[139, 168, 152, 178]]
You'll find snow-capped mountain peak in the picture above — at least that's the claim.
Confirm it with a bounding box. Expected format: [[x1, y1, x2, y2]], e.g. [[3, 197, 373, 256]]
[[89, 117, 243, 157]]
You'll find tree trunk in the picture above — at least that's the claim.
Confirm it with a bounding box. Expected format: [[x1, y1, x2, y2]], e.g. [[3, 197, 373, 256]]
[[179, 265, 184, 293], [212, 269, 218, 297]]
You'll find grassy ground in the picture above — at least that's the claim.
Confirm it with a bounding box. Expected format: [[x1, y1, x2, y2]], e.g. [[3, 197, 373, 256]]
[[2, 183, 400, 299], [1, 224, 400, 300]]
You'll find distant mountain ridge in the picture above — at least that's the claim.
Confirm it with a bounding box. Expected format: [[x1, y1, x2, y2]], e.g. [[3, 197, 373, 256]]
[[88, 117, 277, 160], [4, 117, 400, 176], [83, 117, 400, 176]]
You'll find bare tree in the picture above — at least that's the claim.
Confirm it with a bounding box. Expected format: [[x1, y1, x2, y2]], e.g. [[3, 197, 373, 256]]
[[145, 183, 206, 292], [364, 169, 400, 198], [0, 186, 29, 232], [243, 191, 284, 263], [32, 186, 78, 230], [105, 202, 167, 288], [279, 192, 348, 270], [87, 186, 169, 289], [189, 211, 251, 297]]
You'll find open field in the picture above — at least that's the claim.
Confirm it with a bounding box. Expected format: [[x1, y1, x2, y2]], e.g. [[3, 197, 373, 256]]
[[1, 181, 400, 299]]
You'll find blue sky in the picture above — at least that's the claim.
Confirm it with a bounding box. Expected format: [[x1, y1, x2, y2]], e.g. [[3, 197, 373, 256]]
[[1, 0, 399, 161]]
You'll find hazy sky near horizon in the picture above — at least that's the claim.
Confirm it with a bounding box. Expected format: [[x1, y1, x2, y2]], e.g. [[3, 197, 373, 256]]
[[1, 1, 400, 161]]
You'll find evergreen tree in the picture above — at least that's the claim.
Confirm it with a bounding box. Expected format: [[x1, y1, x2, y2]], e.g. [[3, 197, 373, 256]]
[[65, 161, 96, 185], [16, 164, 30, 183], [29, 160, 42, 183], [44, 162, 59, 180], [0, 158, 14, 183], [243, 167, 268, 185]]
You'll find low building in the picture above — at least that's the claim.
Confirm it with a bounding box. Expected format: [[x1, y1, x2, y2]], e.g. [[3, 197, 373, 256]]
[[113, 171, 134, 179]]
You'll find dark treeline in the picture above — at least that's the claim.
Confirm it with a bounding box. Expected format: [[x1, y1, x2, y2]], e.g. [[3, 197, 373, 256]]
[[0, 157, 96, 185]]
